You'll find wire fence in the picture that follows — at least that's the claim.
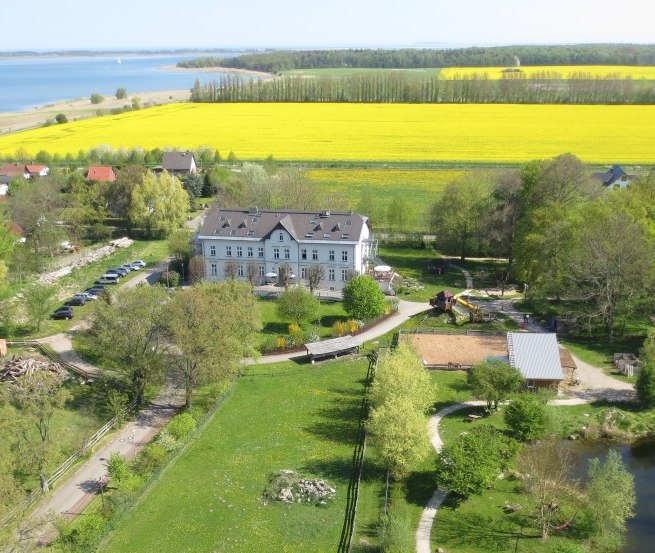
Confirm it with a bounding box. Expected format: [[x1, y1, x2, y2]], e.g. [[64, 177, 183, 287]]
[[337, 351, 378, 553]]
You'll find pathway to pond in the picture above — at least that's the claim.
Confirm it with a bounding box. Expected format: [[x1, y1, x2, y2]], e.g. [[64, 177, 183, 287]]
[[415, 365, 635, 553]]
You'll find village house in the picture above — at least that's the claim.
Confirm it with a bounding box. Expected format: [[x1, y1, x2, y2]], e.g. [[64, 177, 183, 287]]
[[198, 207, 376, 291], [0, 163, 29, 180], [160, 151, 197, 177], [86, 166, 117, 182], [592, 164, 636, 189], [25, 164, 50, 178]]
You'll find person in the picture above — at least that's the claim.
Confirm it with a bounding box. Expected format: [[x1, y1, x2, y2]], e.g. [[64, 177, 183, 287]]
[[523, 314, 530, 324]]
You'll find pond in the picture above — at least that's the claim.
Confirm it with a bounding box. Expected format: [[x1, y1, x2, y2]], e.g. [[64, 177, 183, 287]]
[[563, 439, 655, 552]]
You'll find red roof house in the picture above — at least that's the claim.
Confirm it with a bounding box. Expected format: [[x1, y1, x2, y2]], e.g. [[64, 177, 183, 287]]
[[0, 164, 29, 179], [86, 166, 116, 182], [25, 164, 50, 177]]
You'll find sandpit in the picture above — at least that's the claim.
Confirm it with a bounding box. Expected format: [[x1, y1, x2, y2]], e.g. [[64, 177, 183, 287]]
[[407, 333, 507, 368]]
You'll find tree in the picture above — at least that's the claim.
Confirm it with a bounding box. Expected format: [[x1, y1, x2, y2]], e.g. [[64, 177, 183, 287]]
[[368, 395, 430, 479], [586, 450, 636, 552], [246, 262, 259, 287], [343, 274, 386, 320], [115, 87, 127, 99], [483, 169, 523, 264], [306, 264, 325, 293], [504, 392, 550, 441], [636, 365, 655, 408], [183, 173, 204, 199], [277, 286, 320, 325], [106, 164, 146, 221], [436, 426, 519, 497], [369, 342, 434, 412], [90, 93, 104, 104], [55, 113, 68, 124], [10, 371, 70, 491], [128, 170, 190, 238], [227, 151, 238, 165], [224, 259, 238, 280], [518, 439, 582, 540], [24, 284, 57, 331], [567, 205, 654, 342], [188, 256, 206, 284], [168, 281, 261, 407], [131, 96, 141, 110], [386, 196, 410, 234], [429, 174, 490, 260], [167, 229, 193, 281], [88, 285, 169, 405], [467, 359, 523, 411]]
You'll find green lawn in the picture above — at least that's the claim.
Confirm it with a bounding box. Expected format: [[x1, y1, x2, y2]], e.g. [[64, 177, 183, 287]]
[[99, 358, 369, 553], [256, 297, 349, 351]]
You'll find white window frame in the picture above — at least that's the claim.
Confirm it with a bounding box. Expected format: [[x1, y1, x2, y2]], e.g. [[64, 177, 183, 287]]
[[329, 250, 335, 261], [301, 267, 307, 279], [341, 269, 348, 281], [328, 268, 335, 281], [273, 247, 280, 259], [210, 263, 218, 276], [342, 250, 348, 262], [278, 232, 284, 242], [312, 249, 318, 261], [258, 265, 265, 277], [301, 249, 307, 260], [258, 246, 264, 258], [236, 246, 243, 257], [209, 245, 216, 256], [226, 245, 232, 257], [247, 246, 253, 258], [284, 248, 290, 260], [237, 265, 244, 277]]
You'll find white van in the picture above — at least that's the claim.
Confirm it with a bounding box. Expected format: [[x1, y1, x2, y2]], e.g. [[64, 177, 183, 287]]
[[97, 274, 120, 285]]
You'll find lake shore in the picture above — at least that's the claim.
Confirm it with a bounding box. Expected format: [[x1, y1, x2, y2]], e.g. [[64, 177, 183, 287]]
[[160, 64, 273, 79], [0, 89, 190, 135]]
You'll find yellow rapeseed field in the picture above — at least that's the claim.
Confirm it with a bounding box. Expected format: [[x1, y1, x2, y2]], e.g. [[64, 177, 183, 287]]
[[440, 66, 655, 80], [1, 103, 655, 163]]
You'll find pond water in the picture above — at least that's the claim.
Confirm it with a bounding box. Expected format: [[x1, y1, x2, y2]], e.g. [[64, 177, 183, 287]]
[[563, 439, 655, 552]]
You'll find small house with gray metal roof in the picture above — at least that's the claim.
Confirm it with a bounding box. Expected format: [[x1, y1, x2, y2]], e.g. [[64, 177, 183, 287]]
[[161, 151, 197, 176], [507, 332, 563, 390], [198, 207, 376, 291]]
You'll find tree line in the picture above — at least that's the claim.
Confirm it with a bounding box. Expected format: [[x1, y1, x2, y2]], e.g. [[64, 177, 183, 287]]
[[190, 72, 655, 104], [429, 154, 655, 342], [179, 44, 655, 73]]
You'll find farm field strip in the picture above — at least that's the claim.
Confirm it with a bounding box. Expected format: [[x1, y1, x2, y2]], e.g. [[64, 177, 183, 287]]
[[1, 103, 655, 163], [439, 65, 655, 79]]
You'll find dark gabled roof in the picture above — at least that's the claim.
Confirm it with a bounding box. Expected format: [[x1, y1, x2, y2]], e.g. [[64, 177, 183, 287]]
[[507, 333, 563, 381], [199, 208, 368, 242], [592, 165, 636, 186], [162, 151, 196, 171]]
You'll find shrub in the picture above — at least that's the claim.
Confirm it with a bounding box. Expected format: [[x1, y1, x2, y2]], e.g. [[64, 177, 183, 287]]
[[167, 412, 196, 440], [55, 113, 68, 124], [159, 270, 180, 287], [288, 323, 301, 334], [343, 275, 386, 320], [90, 92, 104, 104], [276, 336, 287, 349], [333, 320, 348, 337], [116, 87, 127, 99], [88, 222, 112, 242], [377, 490, 415, 553], [504, 392, 550, 441], [106, 452, 131, 484], [277, 287, 320, 325], [636, 365, 655, 408], [132, 443, 168, 477], [346, 319, 360, 334], [156, 429, 179, 452], [57, 513, 105, 552]]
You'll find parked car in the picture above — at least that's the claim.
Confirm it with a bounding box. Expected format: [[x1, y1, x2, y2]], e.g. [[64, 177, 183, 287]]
[[51, 306, 74, 320], [65, 297, 87, 307], [97, 274, 120, 285], [121, 264, 134, 272], [131, 260, 146, 268], [107, 267, 128, 277], [129, 262, 143, 270], [75, 292, 98, 301], [86, 285, 106, 295]]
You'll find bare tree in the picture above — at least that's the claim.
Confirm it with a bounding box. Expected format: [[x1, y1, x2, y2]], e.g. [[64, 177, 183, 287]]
[[188, 256, 206, 284], [224, 260, 238, 280], [306, 264, 325, 293], [278, 263, 293, 288], [246, 262, 259, 287]]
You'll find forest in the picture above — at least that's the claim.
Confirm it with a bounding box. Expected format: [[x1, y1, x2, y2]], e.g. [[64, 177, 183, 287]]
[[178, 44, 655, 73]]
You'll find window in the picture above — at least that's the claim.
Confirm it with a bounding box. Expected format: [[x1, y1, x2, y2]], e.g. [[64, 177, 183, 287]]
[[329, 250, 335, 261], [210, 263, 217, 276], [284, 248, 290, 260], [226, 245, 232, 257], [312, 249, 318, 261], [209, 245, 216, 256], [301, 249, 307, 260], [237, 265, 244, 277], [278, 232, 284, 242], [301, 267, 307, 279], [328, 268, 335, 281], [342, 250, 348, 262], [258, 265, 265, 277], [247, 246, 253, 258], [341, 269, 349, 281], [258, 246, 264, 258], [273, 247, 280, 259], [236, 246, 243, 257]]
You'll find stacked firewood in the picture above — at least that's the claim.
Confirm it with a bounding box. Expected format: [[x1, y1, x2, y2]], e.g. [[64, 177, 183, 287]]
[[0, 356, 68, 383]]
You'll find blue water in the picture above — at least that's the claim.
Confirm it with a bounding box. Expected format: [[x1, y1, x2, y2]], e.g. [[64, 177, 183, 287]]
[[0, 53, 250, 112]]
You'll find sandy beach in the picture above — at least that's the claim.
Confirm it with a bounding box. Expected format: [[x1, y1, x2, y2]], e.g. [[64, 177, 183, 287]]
[[0, 89, 190, 135], [160, 64, 272, 79]]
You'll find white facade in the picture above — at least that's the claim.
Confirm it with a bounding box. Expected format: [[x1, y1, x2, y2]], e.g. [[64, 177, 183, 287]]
[[198, 210, 373, 292]]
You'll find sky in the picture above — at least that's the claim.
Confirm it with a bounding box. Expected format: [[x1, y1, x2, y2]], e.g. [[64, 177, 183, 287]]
[[2, 0, 654, 51]]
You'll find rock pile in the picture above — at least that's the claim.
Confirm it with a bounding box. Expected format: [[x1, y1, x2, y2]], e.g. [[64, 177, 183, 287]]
[[263, 469, 336, 506]]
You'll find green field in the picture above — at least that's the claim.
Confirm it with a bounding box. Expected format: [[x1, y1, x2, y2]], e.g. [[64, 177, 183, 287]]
[[99, 358, 368, 553], [281, 67, 444, 80]]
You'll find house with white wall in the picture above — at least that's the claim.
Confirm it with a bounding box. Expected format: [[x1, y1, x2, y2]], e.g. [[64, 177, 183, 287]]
[[198, 208, 375, 291]]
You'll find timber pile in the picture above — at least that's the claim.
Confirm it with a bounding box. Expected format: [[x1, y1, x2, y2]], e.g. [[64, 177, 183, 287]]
[[0, 355, 68, 383], [37, 237, 135, 285]]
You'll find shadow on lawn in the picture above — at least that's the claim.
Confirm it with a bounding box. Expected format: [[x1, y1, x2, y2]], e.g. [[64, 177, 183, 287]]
[[436, 504, 540, 551], [303, 390, 361, 445]]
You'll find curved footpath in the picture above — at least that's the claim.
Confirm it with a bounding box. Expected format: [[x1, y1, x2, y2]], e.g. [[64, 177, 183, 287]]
[[415, 363, 636, 553]]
